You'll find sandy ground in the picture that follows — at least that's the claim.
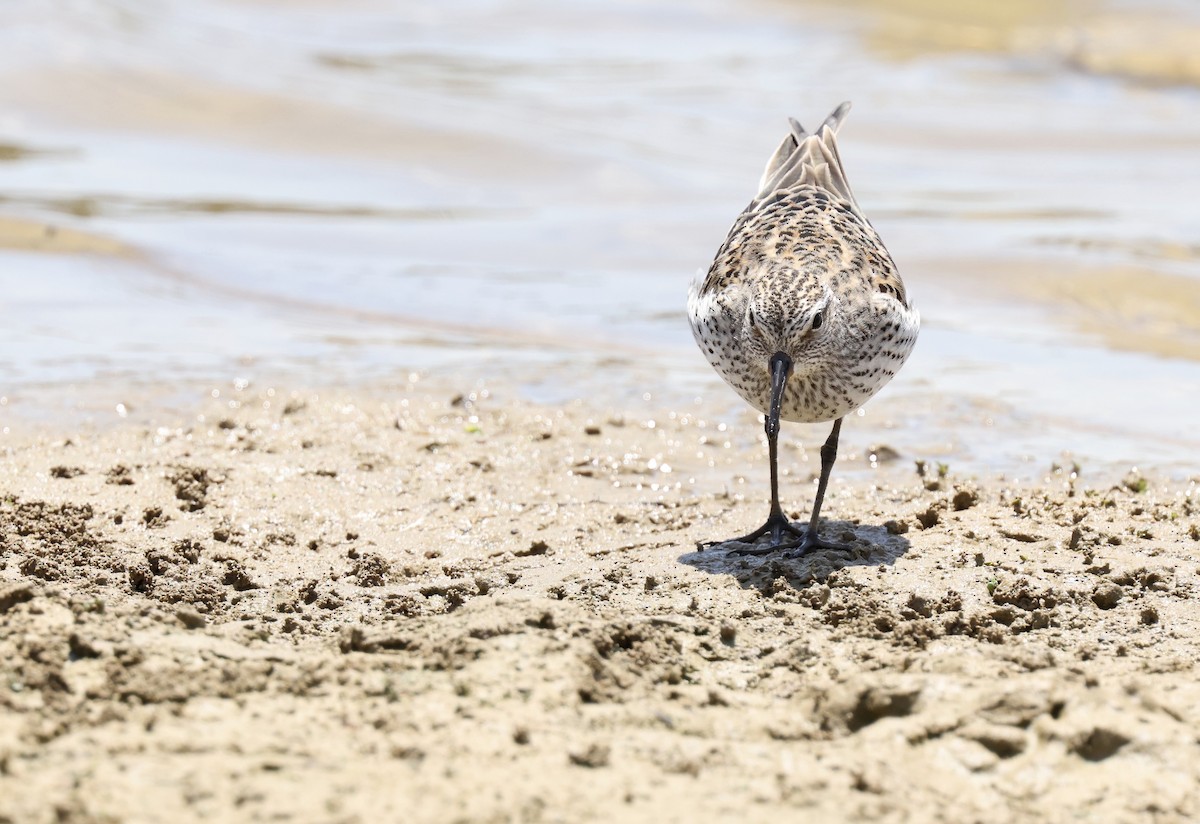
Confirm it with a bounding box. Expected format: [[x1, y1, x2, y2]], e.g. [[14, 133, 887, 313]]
[[1, 379, 1198, 824]]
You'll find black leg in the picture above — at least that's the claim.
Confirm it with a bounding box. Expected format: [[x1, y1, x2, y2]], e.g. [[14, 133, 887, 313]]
[[705, 365, 852, 556], [706, 352, 805, 553], [781, 417, 851, 556]]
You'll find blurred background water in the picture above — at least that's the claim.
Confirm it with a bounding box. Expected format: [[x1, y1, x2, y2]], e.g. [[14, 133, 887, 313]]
[[1, 0, 1198, 475]]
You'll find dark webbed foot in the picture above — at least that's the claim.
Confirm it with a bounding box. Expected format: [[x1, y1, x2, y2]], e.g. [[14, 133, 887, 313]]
[[779, 529, 852, 558], [705, 511, 806, 555], [703, 513, 852, 557]]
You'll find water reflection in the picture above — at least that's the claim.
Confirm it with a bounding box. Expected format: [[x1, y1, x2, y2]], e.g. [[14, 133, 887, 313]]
[[0, 0, 1197, 473]]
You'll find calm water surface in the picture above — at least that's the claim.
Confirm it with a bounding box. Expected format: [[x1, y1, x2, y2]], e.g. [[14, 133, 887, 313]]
[[1, 0, 1199, 475]]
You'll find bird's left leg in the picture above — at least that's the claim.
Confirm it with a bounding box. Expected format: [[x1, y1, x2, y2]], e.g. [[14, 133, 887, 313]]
[[781, 416, 853, 557]]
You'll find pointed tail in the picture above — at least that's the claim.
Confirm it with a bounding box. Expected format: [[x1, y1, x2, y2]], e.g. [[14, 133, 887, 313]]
[[754, 101, 860, 213]]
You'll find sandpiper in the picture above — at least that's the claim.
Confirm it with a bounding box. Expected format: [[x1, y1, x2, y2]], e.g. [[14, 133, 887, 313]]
[[688, 102, 919, 555]]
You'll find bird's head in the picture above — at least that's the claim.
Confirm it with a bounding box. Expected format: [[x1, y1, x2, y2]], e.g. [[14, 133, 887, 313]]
[[742, 286, 834, 381]]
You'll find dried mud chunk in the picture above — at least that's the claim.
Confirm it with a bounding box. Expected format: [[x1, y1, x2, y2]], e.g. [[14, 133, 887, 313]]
[[316, 592, 344, 610], [263, 531, 296, 547], [19, 555, 61, 581], [892, 618, 942, 648], [173, 538, 202, 563], [0, 582, 37, 613], [142, 507, 169, 528], [915, 507, 939, 529], [820, 591, 900, 639], [168, 466, 212, 512], [991, 577, 1058, 612], [979, 691, 1062, 728], [1072, 726, 1130, 761], [959, 722, 1027, 758], [351, 553, 391, 587], [846, 685, 920, 732], [820, 677, 923, 734], [951, 486, 979, 511], [1026, 609, 1053, 631], [128, 562, 153, 593], [274, 586, 303, 614], [4, 498, 119, 596], [568, 743, 611, 768], [943, 738, 1000, 773], [419, 579, 480, 612], [765, 716, 818, 742], [176, 608, 207, 629], [222, 560, 260, 591], [526, 610, 557, 630], [339, 625, 416, 654], [1111, 566, 1171, 592], [1137, 568, 1171, 592], [145, 547, 179, 575], [972, 623, 1008, 644], [1091, 582, 1123, 610], [999, 644, 1057, 672], [68, 633, 103, 660], [583, 621, 688, 703], [938, 591, 964, 613], [106, 464, 135, 485], [385, 592, 429, 617], [515, 539, 551, 557], [903, 594, 934, 619], [999, 529, 1042, 543], [798, 583, 831, 609], [298, 579, 321, 605], [156, 575, 226, 613]]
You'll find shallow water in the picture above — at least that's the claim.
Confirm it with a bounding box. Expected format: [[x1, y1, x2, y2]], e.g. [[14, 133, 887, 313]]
[[1, 0, 1198, 475]]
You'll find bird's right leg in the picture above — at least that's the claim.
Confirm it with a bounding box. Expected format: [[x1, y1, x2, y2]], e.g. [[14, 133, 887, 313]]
[[705, 352, 806, 554]]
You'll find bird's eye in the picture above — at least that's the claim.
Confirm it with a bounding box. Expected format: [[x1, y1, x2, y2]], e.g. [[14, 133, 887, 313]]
[[812, 311, 824, 330]]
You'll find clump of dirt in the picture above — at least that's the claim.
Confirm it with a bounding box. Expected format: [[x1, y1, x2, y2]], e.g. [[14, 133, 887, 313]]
[[142, 506, 169, 527], [579, 619, 693, 703], [132, 539, 229, 613], [952, 485, 980, 511], [1, 498, 116, 583], [351, 552, 391, 587], [106, 464, 135, 485], [167, 465, 216, 512]]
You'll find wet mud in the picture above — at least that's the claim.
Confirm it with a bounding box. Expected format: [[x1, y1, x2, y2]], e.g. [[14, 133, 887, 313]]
[[1, 382, 1197, 822]]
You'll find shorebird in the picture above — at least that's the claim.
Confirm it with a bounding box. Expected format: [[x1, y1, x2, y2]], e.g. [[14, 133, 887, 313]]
[[688, 102, 918, 556]]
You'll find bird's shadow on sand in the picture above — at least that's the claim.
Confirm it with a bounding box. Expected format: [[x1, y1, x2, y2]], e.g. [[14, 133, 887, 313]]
[[678, 519, 911, 595]]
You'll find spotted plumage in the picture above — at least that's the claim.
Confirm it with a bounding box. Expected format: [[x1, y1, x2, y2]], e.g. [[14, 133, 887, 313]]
[[688, 102, 919, 555]]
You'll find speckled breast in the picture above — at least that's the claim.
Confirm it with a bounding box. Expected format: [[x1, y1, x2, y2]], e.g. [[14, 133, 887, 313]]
[[691, 300, 919, 424]]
